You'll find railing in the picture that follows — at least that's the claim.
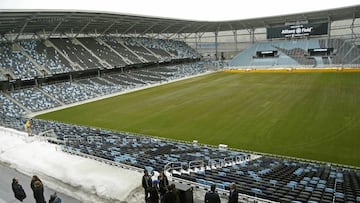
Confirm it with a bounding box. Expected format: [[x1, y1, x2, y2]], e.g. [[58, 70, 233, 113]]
[[37, 129, 65, 145], [61, 146, 144, 173], [171, 176, 279, 203]]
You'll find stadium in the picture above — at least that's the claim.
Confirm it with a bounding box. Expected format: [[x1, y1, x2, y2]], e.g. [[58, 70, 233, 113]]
[[0, 2, 360, 203]]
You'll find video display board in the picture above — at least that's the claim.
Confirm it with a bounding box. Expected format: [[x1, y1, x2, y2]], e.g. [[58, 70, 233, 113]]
[[267, 22, 328, 39]]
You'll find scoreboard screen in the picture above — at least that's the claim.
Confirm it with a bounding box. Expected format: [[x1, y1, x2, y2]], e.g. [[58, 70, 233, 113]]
[[267, 22, 328, 39]]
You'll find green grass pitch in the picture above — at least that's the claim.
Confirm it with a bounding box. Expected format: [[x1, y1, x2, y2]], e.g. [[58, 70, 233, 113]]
[[37, 72, 360, 167]]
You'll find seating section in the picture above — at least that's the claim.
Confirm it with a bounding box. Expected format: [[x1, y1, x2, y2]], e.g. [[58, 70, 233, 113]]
[[49, 38, 106, 69], [0, 62, 208, 116], [9, 88, 61, 112], [0, 116, 249, 174], [319, 38, 360, 65], [40, 82, 98, 104], [76, 77, 123, 96], [122, 37, 159, 62], [61, 130, 248, 173], [0, 36, 198, 80], [229, 38, 360, 68], [19, 40, 74, 74], [101, 36, 142, 64], [131, 37, 199, 60], [77, 38, 127, 67], [174, 157, 360, 202], [0, 36, 203, 116], [135, 37, 172, 60], [0, 42, 39, 79], [0, 93, 27, 116], [0, 115, 359, 203]]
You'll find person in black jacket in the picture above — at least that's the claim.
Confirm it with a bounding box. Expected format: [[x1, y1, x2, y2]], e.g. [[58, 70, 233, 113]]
[[228, 183, 238, 203], [148, 180, 159, 203], [142, 169, 152, 202], [49, 192, 62, 203], [31, 175, 42, 198], [12, 178, 27, 202], [205, 184, 220, 203], [164, 183, 179, 203], [33, 180, 46, 203], [158, 170, 169, 203]]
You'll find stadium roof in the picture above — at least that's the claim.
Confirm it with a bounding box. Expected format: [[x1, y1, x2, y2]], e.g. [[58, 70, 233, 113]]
[[0, 5, 359, 36]]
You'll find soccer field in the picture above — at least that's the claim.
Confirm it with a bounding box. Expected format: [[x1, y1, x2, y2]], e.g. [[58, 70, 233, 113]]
[[37, 72, 360, 167]]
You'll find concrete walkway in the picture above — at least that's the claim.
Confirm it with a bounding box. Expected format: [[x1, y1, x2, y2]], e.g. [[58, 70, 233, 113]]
[[0, 162, 81, 203]]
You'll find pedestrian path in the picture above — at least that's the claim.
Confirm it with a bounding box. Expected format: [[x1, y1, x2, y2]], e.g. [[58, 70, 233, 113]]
[[0, 163, 81, 203]]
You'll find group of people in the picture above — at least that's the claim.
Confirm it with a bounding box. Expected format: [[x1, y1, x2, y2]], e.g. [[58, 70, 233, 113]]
[[142, 169, 239, 203], [11, 175, 61, 203], [142, 169, 180, 203], [204, 182, 238, 203]]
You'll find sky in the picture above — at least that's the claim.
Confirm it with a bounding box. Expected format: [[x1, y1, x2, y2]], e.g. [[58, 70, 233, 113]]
[[0, 0, 359, 21], [0, 126, 143, 202]]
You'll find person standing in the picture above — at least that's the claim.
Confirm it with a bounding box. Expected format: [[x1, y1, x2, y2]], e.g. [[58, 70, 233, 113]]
[[148, 180, 159, 203], [49, 192, 62, 203], [228, 183, 238, 203], [142, 169, 152, 202], [24, 119, 32, 136], [205, 184, 220, 203], [11, 178, 27, 202], [31, 176, 45, 203], [31, 175, 42, 196], [164, 183, 179, 203], [33, 180, 46, 203], [158, 171, 169, 203]]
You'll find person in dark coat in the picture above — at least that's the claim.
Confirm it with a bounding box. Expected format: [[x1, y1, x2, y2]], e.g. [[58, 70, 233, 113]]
[[164, 183, 180, 203], [12, 178, 27, 202], [31, 175, 42, 197], [158, 170, 169, 203], [49, 192, 62, 203], [205, 184, 220, 203], [142, 170, 152, 202], [228, 183, 238, 203], [148, 180, 159, 203], [33, 180, 46, 203]]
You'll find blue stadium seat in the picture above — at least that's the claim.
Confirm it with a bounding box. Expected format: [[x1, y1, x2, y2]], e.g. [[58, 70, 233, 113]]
[[251, 188, 262, 195], [305, 186, 314, 192], [269, 179, 277, 186]]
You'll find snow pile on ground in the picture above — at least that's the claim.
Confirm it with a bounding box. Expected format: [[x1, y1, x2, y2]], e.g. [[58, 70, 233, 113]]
[[0, 126, 143, 202]]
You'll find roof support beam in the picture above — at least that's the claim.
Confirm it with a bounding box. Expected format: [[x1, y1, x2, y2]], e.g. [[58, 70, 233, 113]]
[[227, 23, 234, 31], [141, 24, 157, 35], [14, 20, 29, 41], [191, 24, 209, 34], [74, 20, 92, 38], [48, 20, 63, 39], [214, 31, 218, 60], [250, 28, 255, 44], [122, 23, 137, 35], [233, 30, 238, 51], [159, 24, 173, 33], [168, 23, 195, 38], [327, 16, 332, 39], [101, 21, 116, 36], [184, 32, 193, 38], [351, 12, 356, 39], [197, 32, 205, 38], [195, 32, 205, 51]]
